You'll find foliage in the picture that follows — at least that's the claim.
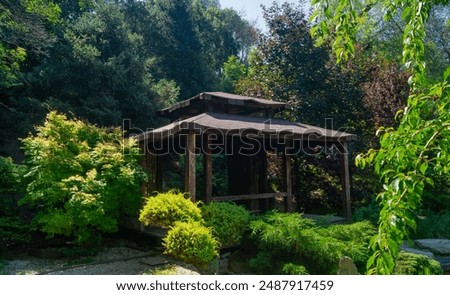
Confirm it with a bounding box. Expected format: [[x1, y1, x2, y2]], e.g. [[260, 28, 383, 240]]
[[20, 111, 146, 246], [0, 1, 59, 88], [162, 220, 219, 270], [0, 217, 31, 254], [221, 55, 247, 92], [0, 156, 25, 196], [415, 210, 450, 239], [201, 202, 251, 248], [1, 0, 257, 159], [144, 264, 178, 275], [0, 156, 30, 252], [352, 199, 380, 225], [394, 251, 443, 275], [249, 212, 375, 274], [282, 263, 310, 275], [139, 190, 202, 228], [312, 0, 450, 274]]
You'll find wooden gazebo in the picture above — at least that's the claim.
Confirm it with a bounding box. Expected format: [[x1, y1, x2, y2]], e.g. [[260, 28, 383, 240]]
[[136, 92, 356, 220]]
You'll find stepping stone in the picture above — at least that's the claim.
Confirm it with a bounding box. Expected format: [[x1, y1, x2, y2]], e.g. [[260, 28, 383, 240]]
[[400, 246, 435, 259], [435, 256, 450, 272], [415, 239, 450, 255], [139, 256, 170, 266]]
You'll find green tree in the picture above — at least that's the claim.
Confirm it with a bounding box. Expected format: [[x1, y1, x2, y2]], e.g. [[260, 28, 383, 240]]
[[221, 55, 247, 92], [20, 111, 146, 246], [312, 0, 450, 274]]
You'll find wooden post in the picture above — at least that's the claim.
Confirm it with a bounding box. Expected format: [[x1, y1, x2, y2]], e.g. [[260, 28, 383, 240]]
[[203, 135, 212, 203], [139, 142, 147, 195], [283, 147, 293, 212], [185, 131, 196, 201], [339, 141, 352, 222], [249, 156, 259, 211], [155, 154, 164, 192], [259, 149, 269, 210]]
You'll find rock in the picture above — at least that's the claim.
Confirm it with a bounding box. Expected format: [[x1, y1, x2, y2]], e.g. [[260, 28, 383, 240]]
[[337, 256, 358, 275], [400, 246, 435, 259], [434, 256, 450, 272], [415, 239, 450, 255], [228, 250, 251, 274], [139, 256, 170, 266]]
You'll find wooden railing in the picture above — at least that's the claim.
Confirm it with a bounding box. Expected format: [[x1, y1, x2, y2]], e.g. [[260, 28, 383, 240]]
[[211, 192, 287, 202]]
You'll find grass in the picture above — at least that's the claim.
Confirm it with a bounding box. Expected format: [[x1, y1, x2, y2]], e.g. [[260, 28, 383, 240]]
[[144, 264, 178, 275]]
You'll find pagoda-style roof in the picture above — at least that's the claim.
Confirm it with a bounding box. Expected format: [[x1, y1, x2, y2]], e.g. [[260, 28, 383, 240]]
[[135, 92, 355, 222], [137, 112, 356, 142], [157, 92, 290, 121]]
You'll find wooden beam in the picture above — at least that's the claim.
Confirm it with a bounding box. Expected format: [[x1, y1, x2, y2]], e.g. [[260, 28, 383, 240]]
[[185, 131, 196, 201], [339, 141, 352, 222], [203, 136, 212, 203], [212, 192, 287, 202]]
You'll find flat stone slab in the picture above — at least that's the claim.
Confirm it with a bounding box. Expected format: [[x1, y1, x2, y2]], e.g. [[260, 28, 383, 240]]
[[415, 239, 450, 255], [302, 214, 347, 224], [400, 246, 435, 259], [139, 256, 170, 266], [435, 256, 450, 272]]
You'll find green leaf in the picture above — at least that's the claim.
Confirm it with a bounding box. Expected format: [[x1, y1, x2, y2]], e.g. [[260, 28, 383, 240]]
[[444, 66, 450, 81], [419, 162, 428, 175]]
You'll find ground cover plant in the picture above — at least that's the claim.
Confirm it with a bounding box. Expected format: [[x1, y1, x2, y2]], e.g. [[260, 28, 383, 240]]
[[249, 211, 375, 274]]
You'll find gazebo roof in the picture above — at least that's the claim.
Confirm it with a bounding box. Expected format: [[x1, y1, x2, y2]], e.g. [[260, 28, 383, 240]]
[[137, 112, 356, 142], [157, 92, 290, 121]]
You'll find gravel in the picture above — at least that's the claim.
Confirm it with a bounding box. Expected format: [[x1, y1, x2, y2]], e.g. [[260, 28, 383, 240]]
[[2, 244, 199, 275]]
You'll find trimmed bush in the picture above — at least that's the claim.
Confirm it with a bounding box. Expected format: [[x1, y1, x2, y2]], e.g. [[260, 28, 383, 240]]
[[163, 221, 219, 270], [139, 191, 202, 228], [201, 202, 251, 247]]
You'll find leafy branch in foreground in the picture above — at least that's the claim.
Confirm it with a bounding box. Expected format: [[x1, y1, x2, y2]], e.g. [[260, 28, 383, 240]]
[[311, 0, 450, 274]]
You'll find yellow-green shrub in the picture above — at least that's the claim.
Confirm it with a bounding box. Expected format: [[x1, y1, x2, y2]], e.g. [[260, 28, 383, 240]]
[[163, 221, 219, 269], [139, 191, 201, 228], [20, 112, 146, 246]]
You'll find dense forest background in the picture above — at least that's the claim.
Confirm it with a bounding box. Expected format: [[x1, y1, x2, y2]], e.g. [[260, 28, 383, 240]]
[[1, 0, 449, 213]]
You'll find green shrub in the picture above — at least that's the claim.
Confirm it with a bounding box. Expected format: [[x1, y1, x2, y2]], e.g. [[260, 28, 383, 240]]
[[0, 217, 31, 252], [415, 210, 450, 239], [282, 263, 309, 275], [394, 251, 443, 275], [249, 212, 375, 274], [139, 190, 202, 228], [163, 221, 219, 270], [352, 199, 380, 225], [201, 202, 251, 247], [20, 111, 146, 246], [248, 251, 277, 274], [0, 156, 30, 252]]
